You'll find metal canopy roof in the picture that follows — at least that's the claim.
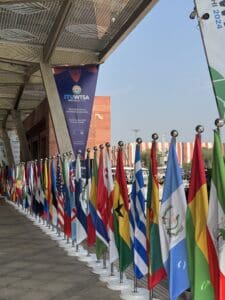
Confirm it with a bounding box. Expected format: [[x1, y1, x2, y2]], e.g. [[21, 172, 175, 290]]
[[0, 0, 157, 130]]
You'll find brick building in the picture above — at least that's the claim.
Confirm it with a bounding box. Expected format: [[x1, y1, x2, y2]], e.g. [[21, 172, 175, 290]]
[[23, 96, 111, 159]]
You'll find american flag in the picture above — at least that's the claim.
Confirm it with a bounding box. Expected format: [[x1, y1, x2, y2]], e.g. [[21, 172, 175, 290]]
[[56, 156, 64, 230]]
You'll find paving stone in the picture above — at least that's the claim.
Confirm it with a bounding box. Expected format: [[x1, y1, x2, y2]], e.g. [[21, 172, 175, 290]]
[[0, 200, 120, 300]]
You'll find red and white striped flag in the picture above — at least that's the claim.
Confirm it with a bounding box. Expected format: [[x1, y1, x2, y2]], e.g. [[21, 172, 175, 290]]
[[56, 156, 64, 231]]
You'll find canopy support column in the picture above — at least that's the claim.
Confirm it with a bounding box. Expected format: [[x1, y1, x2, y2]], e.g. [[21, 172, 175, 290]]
[[11, 110, 31, 162], [40, 62, 72, 154], [2, 129, 15, 166]]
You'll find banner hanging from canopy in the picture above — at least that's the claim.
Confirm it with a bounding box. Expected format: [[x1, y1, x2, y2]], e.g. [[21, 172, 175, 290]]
[[195, 1, 225, 118], [54, 65, 99, 157]]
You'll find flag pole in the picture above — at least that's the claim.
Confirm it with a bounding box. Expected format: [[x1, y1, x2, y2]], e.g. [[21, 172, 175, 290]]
[[110, 263, 114, 276], [118, 140, 124, 285], [133, 276, 138, 293], [103, 252, 107, 269], [120, 271, 124, 284], [86, 148, 91, 257], [148, 132, 159, 300]]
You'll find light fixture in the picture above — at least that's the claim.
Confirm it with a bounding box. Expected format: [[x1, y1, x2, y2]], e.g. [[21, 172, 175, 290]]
[[201, 13, 210, 20], [189, 7, 197, 20]]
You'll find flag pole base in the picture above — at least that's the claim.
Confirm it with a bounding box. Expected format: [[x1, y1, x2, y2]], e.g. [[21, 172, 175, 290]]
[[58, 241, 73, 249], [107, 278, 133, 291], [91, 264, 111, 275], [87, 259, 102, 268], [78, 253, 96, 262], [99, 271, 120, 283], [46, 229, 58, 236], [120, 288, 149, 300], [66, 245, 87, 256], [50, 234, 64, 241]]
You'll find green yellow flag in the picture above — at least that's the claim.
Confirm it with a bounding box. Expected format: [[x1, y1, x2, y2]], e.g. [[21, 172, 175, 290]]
[[186, 133, 214, 299], [113, 146, 132, 272]]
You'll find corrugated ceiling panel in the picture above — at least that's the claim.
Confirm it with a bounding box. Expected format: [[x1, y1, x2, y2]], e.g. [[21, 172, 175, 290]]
[[0, 1, 61, 45]]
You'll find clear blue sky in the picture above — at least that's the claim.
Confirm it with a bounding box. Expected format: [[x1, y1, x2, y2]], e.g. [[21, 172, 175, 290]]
[[95, 0, 220, 145]]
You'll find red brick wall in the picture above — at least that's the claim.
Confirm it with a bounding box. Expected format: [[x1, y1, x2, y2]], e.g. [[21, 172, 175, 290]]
[[86, 96, 111, 150]]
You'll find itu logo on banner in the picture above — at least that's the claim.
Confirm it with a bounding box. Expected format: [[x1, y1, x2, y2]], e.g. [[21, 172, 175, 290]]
[[72, 85, 82, 95]]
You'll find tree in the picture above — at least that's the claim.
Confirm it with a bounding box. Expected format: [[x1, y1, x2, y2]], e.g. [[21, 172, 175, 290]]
[[141, 150, 150, 168], [141, 150, 164, 169], [202, 147, 213, 169], [183, 162, 192, 172]]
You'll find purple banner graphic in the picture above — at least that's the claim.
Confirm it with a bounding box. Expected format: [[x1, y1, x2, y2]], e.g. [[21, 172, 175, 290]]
[[54, 65, 99, 157]]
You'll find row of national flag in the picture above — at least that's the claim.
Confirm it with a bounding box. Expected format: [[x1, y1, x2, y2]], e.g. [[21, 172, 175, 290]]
[[0, 130, 225, 300]]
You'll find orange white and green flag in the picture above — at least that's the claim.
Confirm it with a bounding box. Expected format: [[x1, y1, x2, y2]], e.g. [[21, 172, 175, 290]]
[[207, 130, 225, 300], [186, 133, 214, 299], [146, 140, 166, 289], [113, 145, 132, 272]]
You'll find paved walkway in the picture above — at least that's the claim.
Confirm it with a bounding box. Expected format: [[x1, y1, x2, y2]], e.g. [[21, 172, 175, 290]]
[[0, 199, 120, 300]]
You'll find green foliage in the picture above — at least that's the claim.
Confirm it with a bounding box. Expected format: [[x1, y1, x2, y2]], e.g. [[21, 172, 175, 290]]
[[141, 150, 164, 168], [202, 147, 213, 169], [141, 151, 150, 168], [183, 162, 192, 172]]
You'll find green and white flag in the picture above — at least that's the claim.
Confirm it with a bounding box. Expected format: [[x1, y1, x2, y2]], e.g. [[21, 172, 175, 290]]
[[195, 1, 225, 118]]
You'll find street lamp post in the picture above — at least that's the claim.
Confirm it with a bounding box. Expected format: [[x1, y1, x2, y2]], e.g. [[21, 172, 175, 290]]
[[132, 128, 140, 141]]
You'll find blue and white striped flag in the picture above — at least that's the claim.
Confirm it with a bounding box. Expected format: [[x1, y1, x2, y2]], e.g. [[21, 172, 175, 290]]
[[159, 137, 190, 300], [130, 143, 148, 279]]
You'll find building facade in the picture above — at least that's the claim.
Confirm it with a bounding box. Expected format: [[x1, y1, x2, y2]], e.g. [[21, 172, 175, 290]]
[[23, 96, 111, 159]]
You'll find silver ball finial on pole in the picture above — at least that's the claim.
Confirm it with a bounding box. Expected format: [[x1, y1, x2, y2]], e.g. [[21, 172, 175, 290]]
[[215, 118, 224, 129], [170, 130, 178, 138], [152, 133, 159, 141], [136, 137, 142, 144], [118, 141, 124, 147], [195, 125, 204, 134]]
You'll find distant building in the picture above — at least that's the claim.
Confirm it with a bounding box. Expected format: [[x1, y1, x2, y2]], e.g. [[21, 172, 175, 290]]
[[111, 142, 214, 167]]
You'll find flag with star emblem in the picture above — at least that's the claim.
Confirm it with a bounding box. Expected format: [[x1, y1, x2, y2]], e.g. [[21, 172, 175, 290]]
[[85, 151, 96, 246], [159, 137, 189, 300], [113, 146, 132, 272], [146, 140, 166, 288], [207, 130, 225, 300], [186, 133, 214, 300]]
